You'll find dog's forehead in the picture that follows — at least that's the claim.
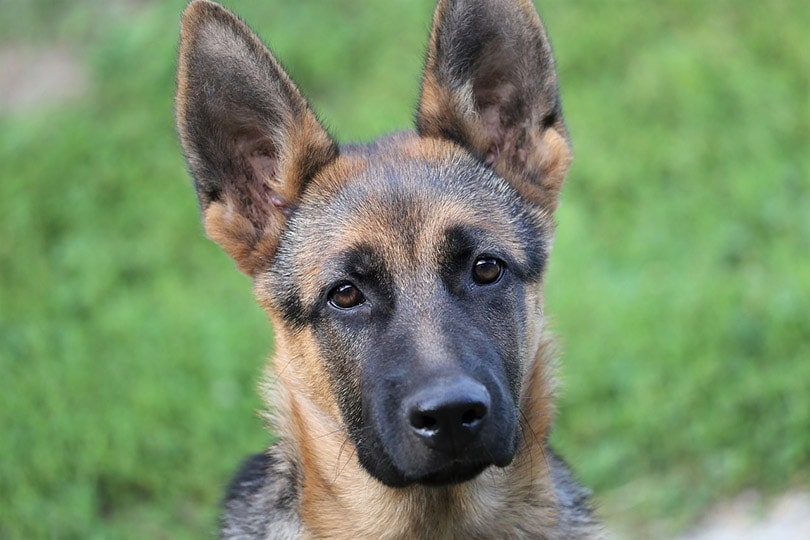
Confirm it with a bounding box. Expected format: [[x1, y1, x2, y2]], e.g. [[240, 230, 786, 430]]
[[298, 138, 534, 248]]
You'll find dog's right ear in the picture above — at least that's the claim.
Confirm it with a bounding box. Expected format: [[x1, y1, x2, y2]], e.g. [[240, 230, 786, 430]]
[[176, 0, 337, 275]]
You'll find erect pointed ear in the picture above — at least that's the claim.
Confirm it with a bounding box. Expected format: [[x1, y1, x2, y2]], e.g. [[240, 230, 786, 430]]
[[417, 0, 571, 211], [176, 0, 338, 275]]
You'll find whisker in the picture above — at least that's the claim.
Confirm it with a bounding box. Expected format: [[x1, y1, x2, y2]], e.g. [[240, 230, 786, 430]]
[[308, 428, 344, 441], [519, 406, 550, 475], [334, 435, 354, 482]]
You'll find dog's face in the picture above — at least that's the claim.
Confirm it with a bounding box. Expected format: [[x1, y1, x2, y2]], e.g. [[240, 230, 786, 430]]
[[176, 0, 570, 488], [259, 138, 553, 485]]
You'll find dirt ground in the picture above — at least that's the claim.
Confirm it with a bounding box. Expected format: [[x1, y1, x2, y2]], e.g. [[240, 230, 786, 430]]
[[677, 491, 810, 540]]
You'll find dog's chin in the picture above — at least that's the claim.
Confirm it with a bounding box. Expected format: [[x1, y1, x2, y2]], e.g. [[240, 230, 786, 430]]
[[410, 461, 491, 486], [357, 443, 516, 488], [361, 457, 494, 488]]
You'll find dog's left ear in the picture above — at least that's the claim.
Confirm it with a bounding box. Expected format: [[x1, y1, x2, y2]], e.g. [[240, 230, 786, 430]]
[[417, 0, 571, 211]]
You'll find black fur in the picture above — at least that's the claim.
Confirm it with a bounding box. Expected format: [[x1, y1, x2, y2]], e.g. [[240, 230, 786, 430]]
[[220, 450, 301, 538]]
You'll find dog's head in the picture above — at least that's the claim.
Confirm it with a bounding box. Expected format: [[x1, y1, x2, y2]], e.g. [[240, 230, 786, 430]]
[[176, 0, 570, 488]]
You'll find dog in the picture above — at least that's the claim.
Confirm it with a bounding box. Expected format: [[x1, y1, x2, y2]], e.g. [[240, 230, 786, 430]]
[[176, 0, 600, 537]]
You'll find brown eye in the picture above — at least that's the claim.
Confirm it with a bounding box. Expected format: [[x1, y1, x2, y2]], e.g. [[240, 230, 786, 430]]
[[472, 257, 504, 285], [328, 283, 365, 309]]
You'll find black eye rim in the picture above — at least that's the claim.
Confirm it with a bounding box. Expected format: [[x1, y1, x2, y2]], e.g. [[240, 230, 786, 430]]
[[471, 256, 506, 285], [327, 281, 366, 310]]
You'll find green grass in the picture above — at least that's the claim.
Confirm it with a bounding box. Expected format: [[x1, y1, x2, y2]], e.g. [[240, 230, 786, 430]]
[[1, 0, 808, 537]]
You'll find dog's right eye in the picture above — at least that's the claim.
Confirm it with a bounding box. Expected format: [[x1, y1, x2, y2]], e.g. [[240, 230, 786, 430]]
[[472, 257, 505, 285], [328, 283, 366, 310]]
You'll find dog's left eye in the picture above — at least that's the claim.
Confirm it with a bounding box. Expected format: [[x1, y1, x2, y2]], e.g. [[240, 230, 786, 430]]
[[328, 282, 366, 309], [472, 257, 505, 285]]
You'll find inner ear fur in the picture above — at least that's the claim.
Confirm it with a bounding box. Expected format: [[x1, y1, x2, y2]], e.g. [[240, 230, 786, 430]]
[[417, 0, 571, 211], [176, 0, 338, 275]]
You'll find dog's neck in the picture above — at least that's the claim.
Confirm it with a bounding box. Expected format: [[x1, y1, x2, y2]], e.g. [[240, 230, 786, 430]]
[[266, 338, 561, 538]]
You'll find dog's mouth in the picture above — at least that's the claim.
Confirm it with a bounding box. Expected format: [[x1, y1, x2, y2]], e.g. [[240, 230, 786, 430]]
[[354, 430, 518, 488], [409, 460, 491, 486]]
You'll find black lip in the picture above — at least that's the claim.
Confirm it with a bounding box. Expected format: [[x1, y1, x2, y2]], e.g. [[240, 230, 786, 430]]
[[410, 461, 491, 487]]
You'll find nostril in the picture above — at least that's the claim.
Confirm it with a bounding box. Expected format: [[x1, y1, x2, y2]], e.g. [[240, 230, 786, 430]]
[[408, 399, 489, 437], [461, 402, 487, 427], [410, 411, 438, 432]]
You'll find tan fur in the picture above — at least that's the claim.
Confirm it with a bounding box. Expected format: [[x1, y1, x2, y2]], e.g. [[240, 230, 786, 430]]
[[203, 197, 284, 275], [495, 126, 574, 212]]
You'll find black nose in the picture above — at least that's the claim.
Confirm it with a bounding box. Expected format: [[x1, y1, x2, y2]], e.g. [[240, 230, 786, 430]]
[[405, 378, 491, 455]]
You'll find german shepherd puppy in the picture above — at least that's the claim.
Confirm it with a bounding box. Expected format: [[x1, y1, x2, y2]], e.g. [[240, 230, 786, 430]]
[[176, 0, 599, 537]]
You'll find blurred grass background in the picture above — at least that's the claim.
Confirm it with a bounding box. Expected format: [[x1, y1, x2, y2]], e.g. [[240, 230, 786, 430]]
[[0, 0, 807, 537]]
